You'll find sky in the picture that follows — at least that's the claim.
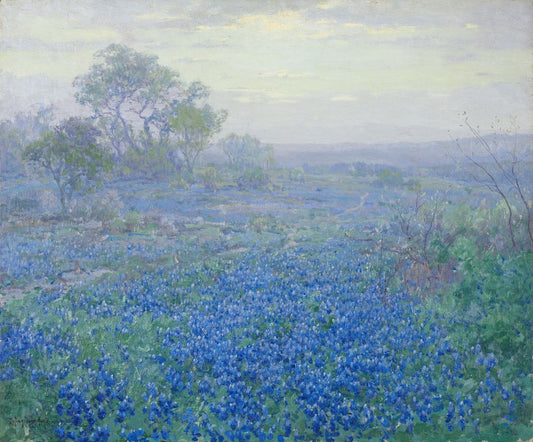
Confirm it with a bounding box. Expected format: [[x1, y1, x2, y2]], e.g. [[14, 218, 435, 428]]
[[0, 0, 531, 144]]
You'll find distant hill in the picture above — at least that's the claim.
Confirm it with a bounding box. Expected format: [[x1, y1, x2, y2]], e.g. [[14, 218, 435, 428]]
[[269, 134, 533, 169]]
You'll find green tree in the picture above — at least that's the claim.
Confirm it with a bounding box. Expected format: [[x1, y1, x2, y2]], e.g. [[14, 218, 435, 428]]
[[74, 44, 176, 156], [74, 44, 212, 164], [0, 120, 23, 179], [0, 106, 55, 179], [167, 104, 227, 177], [218, 133, 274, 170], [23, 117, 111, 214]]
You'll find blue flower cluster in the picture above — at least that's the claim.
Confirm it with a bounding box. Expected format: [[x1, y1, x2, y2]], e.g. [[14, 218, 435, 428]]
[[0, 230, 178, 286], [0, 240, 528, 441]]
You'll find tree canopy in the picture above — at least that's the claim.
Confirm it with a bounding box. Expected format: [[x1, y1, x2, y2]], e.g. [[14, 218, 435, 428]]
[[73, 44, 222, 178], [168, 104, 227, 175], [23, 117, 111, 213], [219, 133, 274, 170], [0, 106, 55, 179]]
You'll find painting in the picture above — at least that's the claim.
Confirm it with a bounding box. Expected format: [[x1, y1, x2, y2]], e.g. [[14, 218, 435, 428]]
[[0, 1, 531, 440]]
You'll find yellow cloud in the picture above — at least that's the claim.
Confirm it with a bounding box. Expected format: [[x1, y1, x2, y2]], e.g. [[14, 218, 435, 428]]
[[134, 12, 185, 22], [236, 14, 263, 25], [235, 10, 302, 32], [343, 23, 416, 35], [343, 23, 364, 29], [310, 31, 333, 39]]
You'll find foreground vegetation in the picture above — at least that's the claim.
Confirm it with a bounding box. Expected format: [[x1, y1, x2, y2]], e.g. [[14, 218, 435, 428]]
[[0, 163, 531, 441]]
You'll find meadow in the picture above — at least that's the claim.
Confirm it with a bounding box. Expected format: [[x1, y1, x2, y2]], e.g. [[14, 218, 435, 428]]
[[0, 164, 531, 442]]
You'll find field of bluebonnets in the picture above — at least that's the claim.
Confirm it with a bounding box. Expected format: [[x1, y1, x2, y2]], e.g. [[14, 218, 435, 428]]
[[0, 163, 532, 442]]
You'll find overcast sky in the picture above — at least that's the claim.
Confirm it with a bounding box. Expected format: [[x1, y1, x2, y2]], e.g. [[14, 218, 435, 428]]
[[1, 0, 531, 144]]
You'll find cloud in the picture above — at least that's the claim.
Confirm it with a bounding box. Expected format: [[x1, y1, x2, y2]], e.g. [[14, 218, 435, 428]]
[[331, 95, 358, 102], [342, 23, 417, 36], [134, 12, 186, 22], [259, 71, 309, 79], [0, 0, 530, 143], [224, 86, 303, 104]]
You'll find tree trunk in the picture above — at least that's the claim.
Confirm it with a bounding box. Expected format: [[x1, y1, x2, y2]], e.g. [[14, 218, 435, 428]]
[[54, 176, 67, 215]]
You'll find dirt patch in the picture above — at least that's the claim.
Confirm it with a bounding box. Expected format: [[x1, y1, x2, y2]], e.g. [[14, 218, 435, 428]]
[[0, 287, 28, 306], [0, 268, 114, 307]]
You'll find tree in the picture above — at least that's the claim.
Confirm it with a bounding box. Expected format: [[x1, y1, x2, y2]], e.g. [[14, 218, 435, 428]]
[[73, 44, 212, 162], [0, 121, 23, 179], [0, 106, 55, 179], [74, 44, 175, 156], [218, 133, 274, 170], [23, 117, 111, 214], [167, 103, 227, 176], [454, 117, 533, 251]]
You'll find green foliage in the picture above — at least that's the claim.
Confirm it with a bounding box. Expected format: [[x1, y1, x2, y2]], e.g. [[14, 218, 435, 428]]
[[289, 167, 305, 183], [90, 190, 123, 223], [445, 244, 533, 373], [23, 117, 111, 214], [385, 175, 532, 415], [219, 133, 274, 171], [123, 210, 142, 233], [374, 169, 404, 187], [236, 167, 271, 190], [0, 106, 55, 179], [0, 195, 41, 220], [200, 166, 219, 191], [74, 44, 226, 179], [0, 376, 44, 441], [249, 214, 286, 234], [74, 44, 182, 157], [449, 202, 530, 255], [123, 142, 175, 180], [74, 44, 227, 180], [168, 104, 227, 176]]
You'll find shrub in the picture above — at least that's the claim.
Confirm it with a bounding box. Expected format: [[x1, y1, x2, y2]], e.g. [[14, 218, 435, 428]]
[[200, 166, 219, 191], [373, 169, 404, 187], [90, 190, 123, 223], [122, 144, 176, 180], [236, 167, 270, 190], [69, 199, 91, 221], [289, 167, 305, 183], [124, 210, 142, 233]]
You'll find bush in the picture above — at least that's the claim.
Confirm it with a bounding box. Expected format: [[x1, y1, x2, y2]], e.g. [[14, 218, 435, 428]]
[[288, 167, 305, 183], [124, 210, 142, 233], [236, 167, 270, 190], [0, 194, 41, 220], [200, 166, 219, 191], [69, 199, 91, 221], [446, 241, 533, 365], [38, 190, 60, 213], [90, 190, 123, 223], [123, 144, 176, 180], [248, 214, 286, 234], [373, 169, 404, 187]]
